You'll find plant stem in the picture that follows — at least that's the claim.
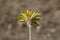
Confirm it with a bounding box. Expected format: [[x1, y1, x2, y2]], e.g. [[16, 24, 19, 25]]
[[27, 21, 31, 40], [29, 24, 31, 40]]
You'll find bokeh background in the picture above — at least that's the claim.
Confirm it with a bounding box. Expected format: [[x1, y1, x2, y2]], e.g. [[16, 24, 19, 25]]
[[0, 0, 60, 40]]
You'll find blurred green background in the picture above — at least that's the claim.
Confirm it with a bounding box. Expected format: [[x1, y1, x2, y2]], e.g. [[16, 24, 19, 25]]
[[0, 0, 60, 40]]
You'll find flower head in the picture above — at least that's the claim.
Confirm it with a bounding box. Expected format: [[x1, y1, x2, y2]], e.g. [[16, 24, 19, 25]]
[[18, 9, 41, 26]]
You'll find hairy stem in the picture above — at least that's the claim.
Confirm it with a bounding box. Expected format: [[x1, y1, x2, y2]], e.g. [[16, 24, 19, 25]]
[[27, 21, 31, 40]]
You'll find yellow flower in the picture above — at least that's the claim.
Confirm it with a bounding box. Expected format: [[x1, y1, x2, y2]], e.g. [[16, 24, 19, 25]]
[[18, 9, 41, 26]]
